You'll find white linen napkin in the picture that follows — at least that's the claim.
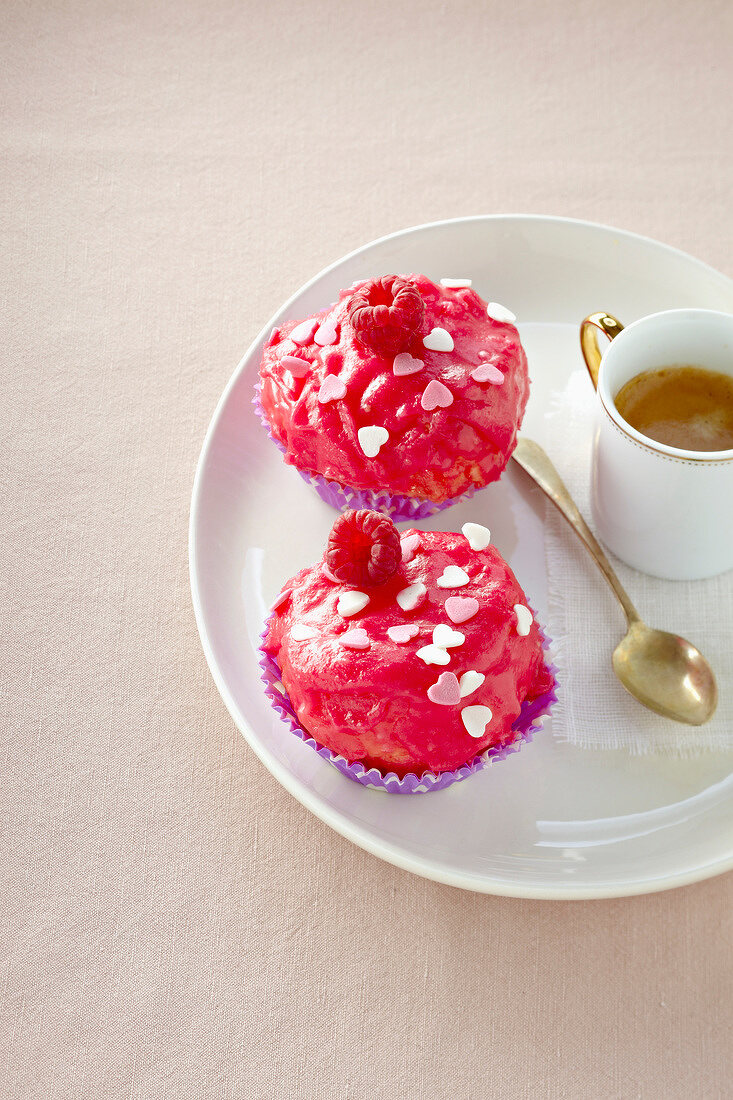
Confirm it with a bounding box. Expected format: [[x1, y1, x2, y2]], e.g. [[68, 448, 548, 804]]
[[543, 368, 732, 754]]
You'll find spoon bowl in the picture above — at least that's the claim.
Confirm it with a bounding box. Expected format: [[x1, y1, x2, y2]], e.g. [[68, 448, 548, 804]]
[[612, 621, 718, 726]]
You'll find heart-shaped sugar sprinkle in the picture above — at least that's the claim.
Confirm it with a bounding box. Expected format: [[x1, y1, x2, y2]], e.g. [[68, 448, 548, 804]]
[[337, 591, 370, 618], [290, 318, 319, 345], [440, 278, 472, 288], [357, 425, 389, 458], [423, 327, 454, 353], [470, 362, 505, 385], [486, 302, 516, 324], [291, 624, 317, 641], [514, 603, 533, 636], [462, 522, 491, 551], [461, 704, 493, 738], [396, 581, 427, 611], [445, 596, 479, 624], [387, 623, 420, 644], [282, 354, 310, 378], [416, 644, 451, 666], [459, 671, 485, 698], [314, 319, 339, 346], [317, 374, 347, 403], [400, 534, 421, 563], [340, 628, 370, 650], [421, 379, 453, 411], [432, 624, 465, 649], [436, 565, 470, 589], [427, 672, 461, 706], [393, 352, 424, 377]]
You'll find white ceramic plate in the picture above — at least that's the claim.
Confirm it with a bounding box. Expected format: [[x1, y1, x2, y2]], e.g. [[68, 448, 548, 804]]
[[190, 215, 733, 899]]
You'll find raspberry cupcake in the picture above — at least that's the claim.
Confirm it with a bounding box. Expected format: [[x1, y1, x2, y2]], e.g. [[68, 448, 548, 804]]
[[260, 510, 556, 793], [256, 274, 528, 519]]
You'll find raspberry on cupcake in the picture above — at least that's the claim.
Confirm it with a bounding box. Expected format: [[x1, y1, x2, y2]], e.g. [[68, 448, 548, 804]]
[[260, 511, 556, 792], [256, 274, 529, 520]]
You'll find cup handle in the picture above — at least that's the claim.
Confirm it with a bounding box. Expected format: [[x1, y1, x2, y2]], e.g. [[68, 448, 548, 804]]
[[580, 312, 625, 389]]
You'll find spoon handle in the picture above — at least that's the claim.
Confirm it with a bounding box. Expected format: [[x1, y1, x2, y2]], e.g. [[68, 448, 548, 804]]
[[511, 437, 640, 627]]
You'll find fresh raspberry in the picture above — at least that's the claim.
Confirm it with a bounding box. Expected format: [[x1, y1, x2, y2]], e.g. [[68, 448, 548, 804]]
[[326, 509, 401, 587], [347, 276, 425, 357]]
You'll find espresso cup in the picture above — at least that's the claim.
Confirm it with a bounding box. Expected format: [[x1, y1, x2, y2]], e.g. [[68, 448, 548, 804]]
[[579, 308, 733, 580]]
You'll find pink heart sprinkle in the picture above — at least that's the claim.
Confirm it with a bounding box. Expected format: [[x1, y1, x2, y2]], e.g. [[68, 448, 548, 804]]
[[445, 596, 479, 624], [400, 534, 421, 563], [282, 355, 310, 378], [318, 374, 347, 403], [387, 623, 419, 644], [393, 352, 424, 377], [421, 379, 454, 411], [427, 672, 461, 706], [471, 362, 505, 385], [290, 318, 318, 345], [314, 319, 339, 346], [340, 628, 370, 650]]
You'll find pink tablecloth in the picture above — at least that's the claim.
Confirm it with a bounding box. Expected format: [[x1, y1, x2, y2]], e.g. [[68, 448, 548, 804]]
[[3, 1, 731, 1096]]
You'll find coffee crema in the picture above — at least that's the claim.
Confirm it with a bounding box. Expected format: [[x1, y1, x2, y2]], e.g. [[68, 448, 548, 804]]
[[613, 365, 733, 452]]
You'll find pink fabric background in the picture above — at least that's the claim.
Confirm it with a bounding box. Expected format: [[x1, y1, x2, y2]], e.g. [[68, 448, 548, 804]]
[[2, 1, 731, 1096]]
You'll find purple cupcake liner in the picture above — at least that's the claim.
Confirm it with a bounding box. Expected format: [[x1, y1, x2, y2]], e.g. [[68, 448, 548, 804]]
[[258, 619, 558, 795], [253, 383, 476, 521]]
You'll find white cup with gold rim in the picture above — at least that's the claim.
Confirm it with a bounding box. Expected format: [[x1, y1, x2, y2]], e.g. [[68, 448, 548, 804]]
[[580, 308, 733, 580]]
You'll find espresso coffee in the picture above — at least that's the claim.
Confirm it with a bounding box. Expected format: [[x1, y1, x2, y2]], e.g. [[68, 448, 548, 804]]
[[614, 365, 733, 451]]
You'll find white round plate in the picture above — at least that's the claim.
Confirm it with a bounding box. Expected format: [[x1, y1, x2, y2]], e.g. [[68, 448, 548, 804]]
[[190, 215, 733, 899]]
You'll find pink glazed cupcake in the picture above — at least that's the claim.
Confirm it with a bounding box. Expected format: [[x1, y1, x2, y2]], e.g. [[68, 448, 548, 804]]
[[256, 275, 528, 520], [260, 510, 556, 793]]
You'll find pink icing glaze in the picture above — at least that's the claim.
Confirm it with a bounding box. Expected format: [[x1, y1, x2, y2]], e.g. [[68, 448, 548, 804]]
[[258, 274, 529, 503], [262, 529, 554, 778]]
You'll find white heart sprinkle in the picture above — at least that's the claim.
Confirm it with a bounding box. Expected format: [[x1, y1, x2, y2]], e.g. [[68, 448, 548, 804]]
[[459, 671, 485, 698], [462, 522, 491, 551], [416, 644, 451, 666], [486, 302, 517, 324], [337, 591, 370, 618], [436, 566, 470, 589], [340, 628, 370, 650], [396, 581, 427, 611], [514, 603, 533, 636], [422, 326, 454, 353], [290, 318, 318, 345], [432, 624, 465, 649], [291, 624, 317, 641], [314, 319, 338, 346], [357, 425, 389, 458], [461, 705, 493, 738], [440, 278, 472, 288]]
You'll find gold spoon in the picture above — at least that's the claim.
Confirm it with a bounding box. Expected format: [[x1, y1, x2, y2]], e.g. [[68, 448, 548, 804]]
[[512, 437, 718, 725]]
